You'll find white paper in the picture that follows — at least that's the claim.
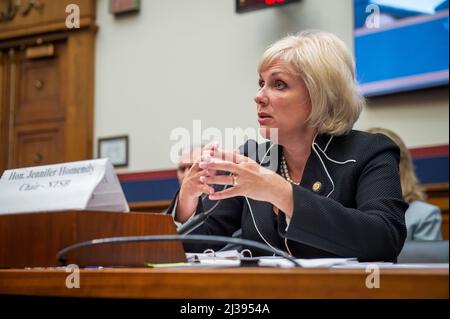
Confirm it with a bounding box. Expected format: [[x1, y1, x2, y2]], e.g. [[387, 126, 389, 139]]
[[0, 159, 129, 214], [186, 250, 242, 262], [258, 257, 358, 268]]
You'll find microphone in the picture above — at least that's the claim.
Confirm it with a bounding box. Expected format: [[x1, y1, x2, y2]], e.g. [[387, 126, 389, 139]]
[[56, 234, 301, 267], [177, 198, 221, 235]]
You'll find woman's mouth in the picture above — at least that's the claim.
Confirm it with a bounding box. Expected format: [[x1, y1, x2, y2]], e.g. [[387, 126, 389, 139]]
[[258, 112, 273, 125]]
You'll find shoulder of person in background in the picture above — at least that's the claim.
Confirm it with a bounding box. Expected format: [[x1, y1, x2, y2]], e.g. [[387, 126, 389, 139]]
[[405, 200, 442, 241]]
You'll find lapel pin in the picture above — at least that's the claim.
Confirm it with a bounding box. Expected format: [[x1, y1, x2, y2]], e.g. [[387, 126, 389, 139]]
[[312, 181, 322, 192]]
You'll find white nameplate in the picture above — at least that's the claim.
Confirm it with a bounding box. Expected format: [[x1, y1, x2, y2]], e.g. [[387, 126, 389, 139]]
[[0, 159, 130, 215]]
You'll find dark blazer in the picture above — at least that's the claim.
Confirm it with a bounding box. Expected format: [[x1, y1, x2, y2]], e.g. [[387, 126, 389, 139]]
[[168, 130, 408, 262]]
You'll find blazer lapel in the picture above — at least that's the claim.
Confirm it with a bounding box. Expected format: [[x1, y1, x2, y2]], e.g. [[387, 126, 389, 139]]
[[242, 143, 283, 248], [301, 138, 334, 198], [245, 198, 284, 249], [245, 139, 333, 250]]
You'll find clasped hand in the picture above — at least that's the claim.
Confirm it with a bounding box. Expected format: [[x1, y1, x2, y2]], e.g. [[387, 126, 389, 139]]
[[179, 143, 293, 217]]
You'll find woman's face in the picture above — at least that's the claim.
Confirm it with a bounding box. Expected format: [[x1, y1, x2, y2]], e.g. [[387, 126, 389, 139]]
[[255, 60, 312, 143]]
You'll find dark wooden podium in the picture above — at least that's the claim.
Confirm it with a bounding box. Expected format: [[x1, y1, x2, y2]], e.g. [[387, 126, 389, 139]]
[[0, 211, 186, 268]]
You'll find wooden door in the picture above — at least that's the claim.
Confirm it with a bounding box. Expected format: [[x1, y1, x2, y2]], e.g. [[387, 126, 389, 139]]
[[0, 29, 95, 173], [0, 0, 95, 174], [7, 41, 67, 168], [0, 50, 9, 171]]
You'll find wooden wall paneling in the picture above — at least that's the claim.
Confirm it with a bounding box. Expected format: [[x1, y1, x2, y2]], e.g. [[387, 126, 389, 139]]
[[0, 211, 186, 268], [0, 0, 96, 40], [128, 201, 172, 213], [15, 42, 67, 124], [0, 51, 6, 172], [64, 28, 95, 162], [0, 211, 77, 267], [12, 121, 65, 168], [426, 183, 449, 240], [6, 48, 16, 169], [8, 43, 67, 168], [0, 31, 69, 51], [0, 0, 96, 171]]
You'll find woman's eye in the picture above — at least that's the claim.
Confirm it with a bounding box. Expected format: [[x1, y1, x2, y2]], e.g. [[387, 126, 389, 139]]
[[258, 80, 265, 88], [274, 80, 286, 89]]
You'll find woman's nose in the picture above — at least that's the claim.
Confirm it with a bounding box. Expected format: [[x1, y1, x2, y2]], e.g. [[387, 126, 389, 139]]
[[254, 89, 268, 106]]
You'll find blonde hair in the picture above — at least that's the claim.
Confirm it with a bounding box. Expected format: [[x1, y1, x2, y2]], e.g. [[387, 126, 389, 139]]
[[367, 127, 427, 203], [258, 30, 365, 135]]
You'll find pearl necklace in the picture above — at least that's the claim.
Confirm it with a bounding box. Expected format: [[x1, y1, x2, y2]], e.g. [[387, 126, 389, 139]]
[[281, 154, 300, 185]]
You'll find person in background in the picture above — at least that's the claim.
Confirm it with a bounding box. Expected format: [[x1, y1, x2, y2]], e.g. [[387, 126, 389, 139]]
[[367, 128, 442, 241]]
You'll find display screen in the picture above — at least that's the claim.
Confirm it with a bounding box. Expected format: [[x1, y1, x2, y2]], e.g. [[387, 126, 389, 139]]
[[354, 0, 449, 97], [236, 0, 301, 13]]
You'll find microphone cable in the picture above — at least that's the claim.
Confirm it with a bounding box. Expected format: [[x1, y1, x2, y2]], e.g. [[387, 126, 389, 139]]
[[176, 189, 225, 235], [56, 234, 301, 267]]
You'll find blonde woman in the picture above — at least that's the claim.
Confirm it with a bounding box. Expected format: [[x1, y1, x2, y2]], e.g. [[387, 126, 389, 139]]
[[169, 31, 407, 262], [368, 128, 442, 241]]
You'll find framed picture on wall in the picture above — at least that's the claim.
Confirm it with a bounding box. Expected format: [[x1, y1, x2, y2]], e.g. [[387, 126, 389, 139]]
[[98, 135, 129, 168]]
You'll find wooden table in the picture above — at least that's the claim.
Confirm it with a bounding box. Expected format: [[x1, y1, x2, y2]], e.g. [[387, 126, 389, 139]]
[[0, 267, 448, 299]]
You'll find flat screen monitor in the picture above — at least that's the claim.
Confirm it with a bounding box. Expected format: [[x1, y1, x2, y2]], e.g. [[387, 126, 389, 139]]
[[354, 0, 449, 97]]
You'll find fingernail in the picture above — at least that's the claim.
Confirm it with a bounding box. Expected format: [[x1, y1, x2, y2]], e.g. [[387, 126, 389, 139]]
[[199, 176, 207, 182], [199, 162, 207, 169], [209, 194, 217, 200]]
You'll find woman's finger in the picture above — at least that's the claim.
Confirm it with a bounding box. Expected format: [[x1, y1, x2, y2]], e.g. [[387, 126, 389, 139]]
[[208, 187, 239, 201], [211, 148, 249, 164], [194, 169, 210, 177], [193, 169, 217, 179], [203, 142, 219, 151], [199, 175, 234, 186], [188, 162, 202, 173], [201, 184, 215, 195], [199, 160, 239, 174]]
